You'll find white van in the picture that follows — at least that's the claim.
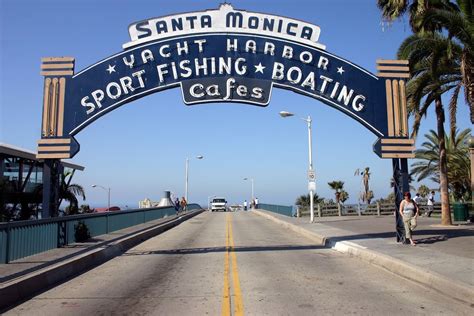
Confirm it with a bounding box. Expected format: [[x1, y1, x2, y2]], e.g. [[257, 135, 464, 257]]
[[210, 197, 227, 212]]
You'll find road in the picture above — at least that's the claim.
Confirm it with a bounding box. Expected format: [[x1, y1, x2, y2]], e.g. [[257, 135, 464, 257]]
[[6, 212, 471, 315]]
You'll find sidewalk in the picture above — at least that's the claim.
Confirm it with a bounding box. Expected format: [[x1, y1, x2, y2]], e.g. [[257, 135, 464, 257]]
[[254, 209, 474, 304], [0, 210, 204, 310]]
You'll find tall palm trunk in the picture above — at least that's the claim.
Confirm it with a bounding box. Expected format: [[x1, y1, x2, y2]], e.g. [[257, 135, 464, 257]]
[[435, 97, 452, 225]]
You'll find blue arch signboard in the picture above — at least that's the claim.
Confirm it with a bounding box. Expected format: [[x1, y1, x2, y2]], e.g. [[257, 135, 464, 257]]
[[37, 4, 414, 160], [37, 4, 414, 241]]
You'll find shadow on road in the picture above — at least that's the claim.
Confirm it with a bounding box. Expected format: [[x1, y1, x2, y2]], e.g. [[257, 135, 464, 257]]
[[123, 244, 327, 256]]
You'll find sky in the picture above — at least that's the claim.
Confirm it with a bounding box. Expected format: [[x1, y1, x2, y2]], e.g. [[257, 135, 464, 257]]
[[0, 0, 471, 208]]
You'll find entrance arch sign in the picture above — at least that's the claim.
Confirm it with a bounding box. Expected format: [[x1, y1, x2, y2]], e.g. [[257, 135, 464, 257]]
[[37, 4, 413, 160], [37, 4, 413, 242]]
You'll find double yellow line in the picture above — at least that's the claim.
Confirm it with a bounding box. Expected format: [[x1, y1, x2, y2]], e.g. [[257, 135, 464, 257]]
[[222, 213, 244, 316]]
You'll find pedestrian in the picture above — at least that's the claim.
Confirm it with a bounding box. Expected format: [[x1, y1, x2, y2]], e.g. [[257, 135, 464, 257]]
[[174, 197, 180, 215], [399, 192, 419, 246], [413, 193, 421, 214], [426, 191, 435, 217], [243, 200, 247, 211], [255, 197, 259, 209], [180, 197, 187, 213]]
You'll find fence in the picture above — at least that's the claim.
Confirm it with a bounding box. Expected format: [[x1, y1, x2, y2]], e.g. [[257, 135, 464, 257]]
[[260, 202, 450, 218], [0, 204, 201, 264], [297, 202, 449, 217], [258, 203, 294, 217]]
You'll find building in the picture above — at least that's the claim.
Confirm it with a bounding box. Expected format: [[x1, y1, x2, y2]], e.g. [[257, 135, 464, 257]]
[[0, 143, 84, 221]]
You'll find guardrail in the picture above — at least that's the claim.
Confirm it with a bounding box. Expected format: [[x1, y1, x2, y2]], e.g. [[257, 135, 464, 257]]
[[0, 204, 201, 264], [258, 203, 293, 217]]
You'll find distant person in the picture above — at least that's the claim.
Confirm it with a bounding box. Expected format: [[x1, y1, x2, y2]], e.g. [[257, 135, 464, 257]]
[[180, 197, 187, 213], [399, 192, 419, 246], [243, 200, 247, 211], [426, 191, 435, 217], [174, 197, 180, 215], [413, 193, 421, 209], [255, 197, 259, 209]]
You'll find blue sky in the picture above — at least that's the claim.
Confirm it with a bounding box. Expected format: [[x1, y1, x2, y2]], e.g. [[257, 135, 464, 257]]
[[1, 0, 471, 208]]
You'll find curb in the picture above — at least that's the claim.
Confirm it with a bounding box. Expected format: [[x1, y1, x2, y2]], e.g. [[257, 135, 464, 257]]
[[253, 210, 474, 305], [0, 210, 205, 311]]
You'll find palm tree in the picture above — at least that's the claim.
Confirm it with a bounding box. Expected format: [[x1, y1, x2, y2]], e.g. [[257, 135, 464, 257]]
[[59, 172, 86, 215], [412, 128, 472, 202], [377, 0, 456, 33], [328, 181, 344, 204], [418, 184, 431, 197], [378, 0, 472, 225], [295, 193, 324, 207], [34, 172, 86, 216], [419, 0, 474, 124], [339, 190, 349, 204], [398, 32, 460, 225], [355, 167, 371, 203]]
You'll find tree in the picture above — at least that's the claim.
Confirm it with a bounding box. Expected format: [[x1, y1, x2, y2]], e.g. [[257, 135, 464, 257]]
[[398, 31, 460, 225], [295, 193, 324, 207], [327, 181, 344, 204], [412, 129, 472, 202], [419, 0, 474, 124], [355, 167, 371, 203], [418, 184, 431, 197], [339, 190, 349, 204], [378, 0, 472, 226], [34, 172, 86, 217]]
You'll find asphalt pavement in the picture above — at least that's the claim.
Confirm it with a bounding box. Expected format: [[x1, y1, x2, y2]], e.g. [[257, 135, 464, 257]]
[[4, 211, 472, 315]]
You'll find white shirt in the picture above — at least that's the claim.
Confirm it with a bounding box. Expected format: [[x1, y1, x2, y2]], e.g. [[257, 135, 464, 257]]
[[427, 193, 434, 206], [255, 198, 259, 204], [413, 196, 421, 204], [243, 201, 247, 206]]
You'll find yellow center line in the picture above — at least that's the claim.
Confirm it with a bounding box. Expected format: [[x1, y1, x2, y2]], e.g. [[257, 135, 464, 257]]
[[222, 214, 231, 315], [221, 213, 244, 316], [229, 214, 244, 316]]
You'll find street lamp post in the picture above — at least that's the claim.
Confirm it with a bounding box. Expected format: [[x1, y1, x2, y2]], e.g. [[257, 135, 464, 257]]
[[279, 111, 315, 223], [92, 184, 111, 211], [243, 177, 254, 209], [185, 155, 203, 202]]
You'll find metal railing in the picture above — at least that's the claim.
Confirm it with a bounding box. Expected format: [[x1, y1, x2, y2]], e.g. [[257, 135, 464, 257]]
[[271, 202, 466, 218], [0, 204, 201, 264], [258, 203, 294, 217]]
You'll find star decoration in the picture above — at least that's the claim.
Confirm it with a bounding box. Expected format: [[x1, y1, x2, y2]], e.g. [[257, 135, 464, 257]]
[[254, 62, 266, 74], [106, 64, 116, 74], [337, 66, 345, 75]]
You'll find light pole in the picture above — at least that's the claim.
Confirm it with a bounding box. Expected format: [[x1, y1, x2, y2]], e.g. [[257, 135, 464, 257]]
[[279, 111, 315, 223], [243, 177, 254, 209], [92, 184, 111, 211], [185, 155, 203, 202]]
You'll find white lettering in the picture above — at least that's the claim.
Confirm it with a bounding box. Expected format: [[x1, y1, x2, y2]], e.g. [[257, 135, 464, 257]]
[[190, 83, 205, 98], [352, 95, 366, 111], [81, 96, 95, 115], [272, 62, 285, 80]]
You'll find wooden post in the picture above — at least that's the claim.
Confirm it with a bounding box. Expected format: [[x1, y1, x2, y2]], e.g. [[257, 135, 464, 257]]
[[317, 204, 321, 218], [377, 202, 381, 216]]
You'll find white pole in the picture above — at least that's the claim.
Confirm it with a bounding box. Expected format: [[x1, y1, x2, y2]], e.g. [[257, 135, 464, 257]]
[[307, 115, 314, 223], [185, 158, 189, 202], [108, 187, 111, 211]]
